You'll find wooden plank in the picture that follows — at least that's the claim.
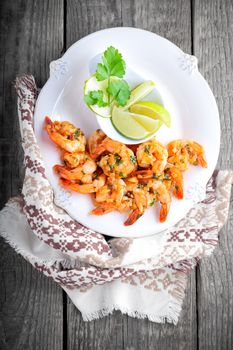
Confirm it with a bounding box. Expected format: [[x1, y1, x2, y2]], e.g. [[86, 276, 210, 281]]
[[0, 0, 64, 206], [0, 239, 63, 350], [121, 272, 196, 350], [122, 0, 192, 53], [194, 0, 233, 349], [66, 1, 196, 349], [66, 0, 122, 46], [0, 1, 64, 349], [67, 272, 196, 350]]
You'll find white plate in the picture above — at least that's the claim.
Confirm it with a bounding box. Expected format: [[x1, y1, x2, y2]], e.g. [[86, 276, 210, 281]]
[[34, 27, 220, 238]]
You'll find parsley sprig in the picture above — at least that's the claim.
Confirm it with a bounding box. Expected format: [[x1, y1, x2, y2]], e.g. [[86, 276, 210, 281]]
[[84, 46, 131, 108]]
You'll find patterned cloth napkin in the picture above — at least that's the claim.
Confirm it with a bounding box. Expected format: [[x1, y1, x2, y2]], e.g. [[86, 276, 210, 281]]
[[0, 75, 232, 323]]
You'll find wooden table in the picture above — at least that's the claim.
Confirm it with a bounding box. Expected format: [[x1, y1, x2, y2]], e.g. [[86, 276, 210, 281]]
[[0, 1, 233, 349]]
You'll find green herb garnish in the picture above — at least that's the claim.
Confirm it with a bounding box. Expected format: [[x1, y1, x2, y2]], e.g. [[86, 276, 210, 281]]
[[130, 155, 137, 164], [144, 145, 151, 154], [109, 164, 115, 172], [74, 129, 81, 140], [149, 199, 156, 206], [137, 183, 145, 189], [153, 173, 159, 180], [115, 155, 123, 165], [96, 46, 126, 80], [107, 79, 130, 106], [84, 46, 131, 108], [164, 174, 170, 181], [84, 90, 108, 107]]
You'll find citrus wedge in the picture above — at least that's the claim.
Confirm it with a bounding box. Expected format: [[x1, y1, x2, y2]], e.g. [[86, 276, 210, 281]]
[[133, 114, 162, 132], [111, 106, 161, 140], [129, 101, 171, 127], [84, 75, 112, 118], [121, 80, 155, 110]]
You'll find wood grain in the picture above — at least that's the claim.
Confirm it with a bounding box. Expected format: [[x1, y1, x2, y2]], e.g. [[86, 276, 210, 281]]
[[0, 0, 64, 207], [66, 1, 196, 349], [0, 239, 63, 350], [66, 272, 196, 350], [194, 0, 233, 349], [121, 0, 192, 53], [66, 0, 122, 46], [1, 0, 233, 349], [0, 1, 64, 349]]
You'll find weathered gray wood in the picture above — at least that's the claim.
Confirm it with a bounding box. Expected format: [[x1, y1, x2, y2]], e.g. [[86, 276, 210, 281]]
[[2, 0, 233, 349], [0, 1, 64, 349], [66, 0, 122, 46], [0, 0, 64, 207], [66, 1, 196, 349], [0, 239, 63, 350], [67, 272, 196, 350], [122, 0, 192, 53], [194, 0, 233, 349]]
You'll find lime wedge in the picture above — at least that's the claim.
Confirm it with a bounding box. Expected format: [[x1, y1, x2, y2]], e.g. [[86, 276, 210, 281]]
[[121, 81, 155, 110], [111, 106, 161, 140], [129, 101, 171, 127], [133, 114, 162, 132], [84, 75, 113, 118]]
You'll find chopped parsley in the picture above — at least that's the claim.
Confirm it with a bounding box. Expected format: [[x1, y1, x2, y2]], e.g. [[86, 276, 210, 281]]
[[109, 164, 115, 172], [153, 173, 159, 180], [74, 129, 81, 140], [137, 183, 146, 189], [130, 155, 137, 164], [144, 145, 151, 154], [115, 155, 123, 165], [149, 198, 156, 206], [164, 174, 170, 181]]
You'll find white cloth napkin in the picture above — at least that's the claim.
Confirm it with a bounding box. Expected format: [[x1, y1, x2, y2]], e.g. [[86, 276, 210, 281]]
[[0, 75, 232, 323]]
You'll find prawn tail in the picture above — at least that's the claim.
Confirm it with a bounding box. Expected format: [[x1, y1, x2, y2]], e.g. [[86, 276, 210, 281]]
[[172, 170, 184, 199], [91, 205, 115, 216], [159, 202, 171, 223], [53, 164, 75, 180], [60, 179, 94, 193], [173, 185, 184, 200], [198, 154, 208, 168], [59, 178, 72, 189], [91, 138, 110, 159], [91, 144, 106, 159], [53, 164, 64, 174], [124, 208, 143, 226], [45, 116, 52, 125], [165, 166, 184, 200], [44, 116, 54, 131]]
